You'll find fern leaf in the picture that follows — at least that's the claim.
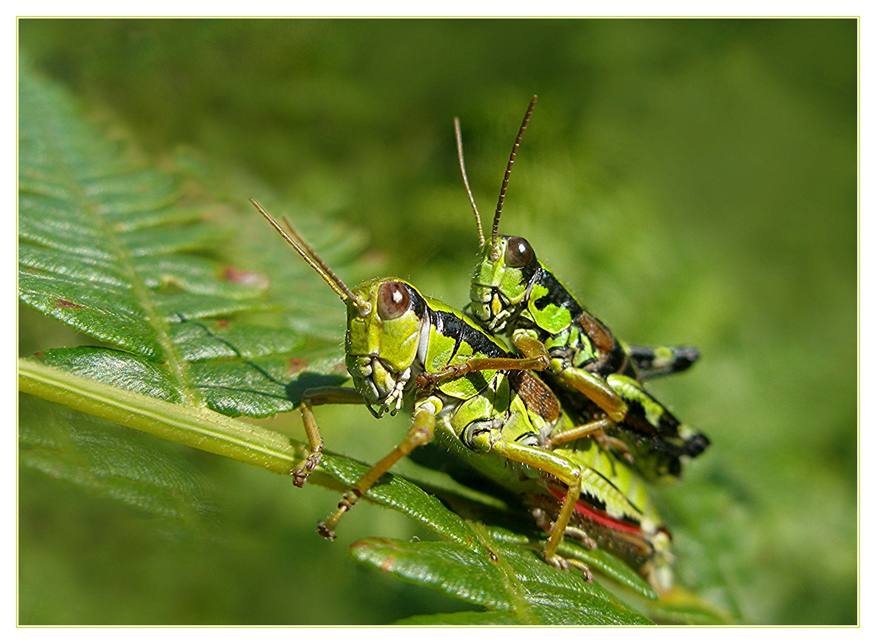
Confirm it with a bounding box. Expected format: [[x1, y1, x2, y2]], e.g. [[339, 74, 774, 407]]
[[19, 394, 216, 526], [350, 537, 650, 625]]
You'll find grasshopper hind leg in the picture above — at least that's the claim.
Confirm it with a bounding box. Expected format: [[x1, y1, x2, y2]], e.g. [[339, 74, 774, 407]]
[[488, 440, 587, 574], [627, 344, 700, 381], [532, 508, 597, 582]]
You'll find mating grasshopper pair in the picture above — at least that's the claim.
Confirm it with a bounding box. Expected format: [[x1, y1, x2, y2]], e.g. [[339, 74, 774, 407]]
[[251, 98, 704, 588], [426, 96, 709, 481]]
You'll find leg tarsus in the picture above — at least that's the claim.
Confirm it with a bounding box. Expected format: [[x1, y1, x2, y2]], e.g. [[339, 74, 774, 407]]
[[294, 398, 325, 487], [292, 450, 322, 488], [533, 507, 598, 550], [544, 552, 593, 582], [292, 386, 364, 487], [561, 556, 594, 582]]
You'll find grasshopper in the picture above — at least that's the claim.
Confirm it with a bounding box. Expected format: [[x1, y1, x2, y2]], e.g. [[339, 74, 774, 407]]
[[251, 199, 670, 583], [421, 97, 708, 480]]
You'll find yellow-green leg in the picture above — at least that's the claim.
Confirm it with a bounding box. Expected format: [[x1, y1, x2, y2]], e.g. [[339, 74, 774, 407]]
[[547, 416, 632, 461], [554, 366, 628, 422], [512, 335, 629, 423], [413, 333, 551, 388], [295, 386, 365, 487], [489, 440, 584, 569], [415, 334, 629, 424], [317, 405, 437, 539], [415, 354, 549, 389]]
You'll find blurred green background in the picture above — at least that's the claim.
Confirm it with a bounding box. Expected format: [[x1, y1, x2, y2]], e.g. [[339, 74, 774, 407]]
[[18, 19, 857, 624]]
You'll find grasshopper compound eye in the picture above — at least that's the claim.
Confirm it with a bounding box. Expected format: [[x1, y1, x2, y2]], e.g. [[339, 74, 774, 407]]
[[505, 236, 534, 267], [377, 281, 411, 320]]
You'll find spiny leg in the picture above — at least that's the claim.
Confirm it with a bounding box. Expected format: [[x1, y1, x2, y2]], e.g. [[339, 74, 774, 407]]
[[414, 333, 550, 389], [489, 440, 585, 571], [415, 354, 549, 389], [317, 405, 436, 539], [295, 387, 365, 487]]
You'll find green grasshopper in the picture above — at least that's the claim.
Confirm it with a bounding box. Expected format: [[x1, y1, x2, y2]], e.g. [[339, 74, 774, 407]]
[[422, 97, 708, 480], [251, 198, 670, 584]]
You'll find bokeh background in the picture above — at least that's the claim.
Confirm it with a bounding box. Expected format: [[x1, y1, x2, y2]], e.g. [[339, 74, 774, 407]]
[[18, 19, 857, 624]]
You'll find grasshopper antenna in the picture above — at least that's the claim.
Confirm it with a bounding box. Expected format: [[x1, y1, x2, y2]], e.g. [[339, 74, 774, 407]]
[[454, 117, 484, 248], [250, 199, 371, 316], [491, 95, 537, 253]]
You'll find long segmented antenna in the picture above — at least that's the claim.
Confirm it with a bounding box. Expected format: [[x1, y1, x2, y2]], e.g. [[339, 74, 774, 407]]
[[491, 95, 537, 250], [454, 117, 484, 247], [250, 198, 371, 316]]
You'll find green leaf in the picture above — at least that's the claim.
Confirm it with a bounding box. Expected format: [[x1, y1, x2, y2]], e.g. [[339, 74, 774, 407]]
[[395, 610, 524, 625], [18, 359, 304, 476], [319, 453, 480, 548], [19, 62, 351, 420], [317, 451, 669, 624], [633, 588, 736, 625], [351, 537, 650, 625], [19, 394, 216, 527], [489, 524, 660, 601]]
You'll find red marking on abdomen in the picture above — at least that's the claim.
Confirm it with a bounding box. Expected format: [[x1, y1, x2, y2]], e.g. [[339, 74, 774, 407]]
[[548, 486, 643, 536]]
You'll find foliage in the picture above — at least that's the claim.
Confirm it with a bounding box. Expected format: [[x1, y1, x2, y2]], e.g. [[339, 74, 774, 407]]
[[18, 19, 857, 625], [17, 56, 726, 626]]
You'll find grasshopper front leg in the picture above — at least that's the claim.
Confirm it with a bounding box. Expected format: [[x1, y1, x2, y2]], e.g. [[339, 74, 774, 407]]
[[414, 349, 549, 388], [295, 386, 366, 487], [415, 332, 629, 424], [317, 400, 438, 539]]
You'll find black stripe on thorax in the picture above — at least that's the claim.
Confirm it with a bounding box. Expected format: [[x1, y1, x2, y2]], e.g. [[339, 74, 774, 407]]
[[531, 264, 583, 319], [430, 308, 511, 360]]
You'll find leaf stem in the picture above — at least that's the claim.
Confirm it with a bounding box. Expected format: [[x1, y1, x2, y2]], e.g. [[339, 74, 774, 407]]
[[18, 358, 302, 474]]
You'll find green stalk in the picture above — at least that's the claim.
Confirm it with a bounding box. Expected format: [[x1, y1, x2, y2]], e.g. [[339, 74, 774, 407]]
[[18, 358, 303, 475]]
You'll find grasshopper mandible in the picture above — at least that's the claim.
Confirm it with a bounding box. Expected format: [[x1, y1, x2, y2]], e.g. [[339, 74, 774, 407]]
[[422, 97, 708, 481], [251, 199, 670, 582]]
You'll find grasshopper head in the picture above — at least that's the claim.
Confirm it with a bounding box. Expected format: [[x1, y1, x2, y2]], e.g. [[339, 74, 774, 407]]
[[470, 234, 537, 332], [251, 199, 425, 418], [455, 97, 539, 334], [345, 278, 426, 417]]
